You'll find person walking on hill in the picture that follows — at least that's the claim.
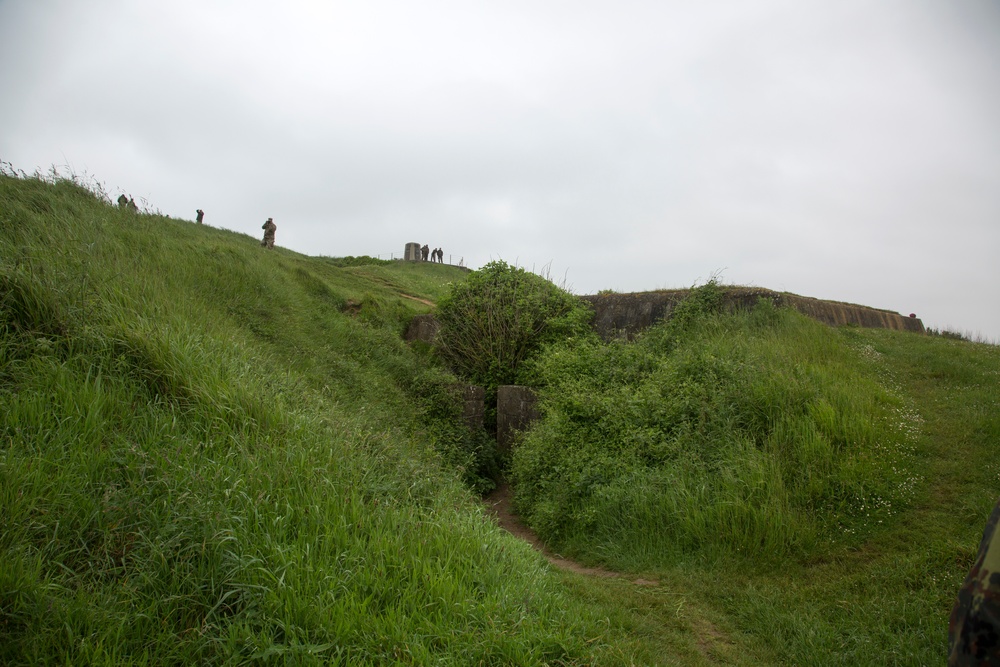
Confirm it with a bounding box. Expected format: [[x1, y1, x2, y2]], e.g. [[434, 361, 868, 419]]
[[261, 217, 276, 249], [196, 209, 204, 224]]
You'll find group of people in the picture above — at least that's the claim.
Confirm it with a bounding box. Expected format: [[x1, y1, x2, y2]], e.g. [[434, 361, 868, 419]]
[[421, 245, 445, 263], [119, 204, 460, 264], [119, 197, 281, 251], [116, 194, 138, 212], [128, 203, 462, 262]]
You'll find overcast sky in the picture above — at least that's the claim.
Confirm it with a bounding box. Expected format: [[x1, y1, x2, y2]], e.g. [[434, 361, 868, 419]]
[[2, 1, 998, 341]]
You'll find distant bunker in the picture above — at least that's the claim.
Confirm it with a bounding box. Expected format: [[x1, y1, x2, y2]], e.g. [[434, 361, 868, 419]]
[[404, 287, 925, 449], [404, 287, 925, 347], [581, 287, 925, 341]]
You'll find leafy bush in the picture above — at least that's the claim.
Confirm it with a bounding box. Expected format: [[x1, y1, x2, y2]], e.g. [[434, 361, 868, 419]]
[[434, 260, 594, 426], [404, 366, 502, 494]]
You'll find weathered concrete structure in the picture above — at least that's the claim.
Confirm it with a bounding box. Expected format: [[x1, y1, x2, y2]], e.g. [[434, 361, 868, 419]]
[[497, 385, 540, 454], [404, 242, 421, 261], [407, 286, 926, 450], [404, 313, 440, 344], [581, 287, 925, 340], [405, 287, 924, 347], [453, 384, 485, 431]]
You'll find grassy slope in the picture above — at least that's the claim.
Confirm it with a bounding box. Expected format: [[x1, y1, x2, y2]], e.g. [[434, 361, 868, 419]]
[[2, 173, 998, 666], [713, 327, 999, 665], [0, 175, 635, 665], [518, 312, 1000, 665]]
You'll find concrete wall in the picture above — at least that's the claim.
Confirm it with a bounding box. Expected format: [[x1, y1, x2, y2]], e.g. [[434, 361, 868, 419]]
[[780, 292, 924, 333], [453, 384, 485, 431], [496, 385, 540, 454], [404, 313, 440, 344], [581, 290, 687, 340], [404, 242, 421, 261], [581, 287, 925, 340]]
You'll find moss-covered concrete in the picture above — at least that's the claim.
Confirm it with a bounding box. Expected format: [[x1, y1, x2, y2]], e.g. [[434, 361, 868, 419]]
[[580, 287, 925, 340]]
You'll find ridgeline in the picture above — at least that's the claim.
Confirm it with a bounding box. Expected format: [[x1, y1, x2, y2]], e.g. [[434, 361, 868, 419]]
[[2, 172, 998, 665]]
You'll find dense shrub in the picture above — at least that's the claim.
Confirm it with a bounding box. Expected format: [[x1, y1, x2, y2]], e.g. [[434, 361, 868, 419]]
[[434, 261, 594, 429], [512, 290, 922, 567], [407, 366, 502, 494]]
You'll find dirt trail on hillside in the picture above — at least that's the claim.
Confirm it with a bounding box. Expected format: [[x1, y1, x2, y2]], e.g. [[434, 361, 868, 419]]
[[483, 482, 659, 586], [397, 293, 435, 306]]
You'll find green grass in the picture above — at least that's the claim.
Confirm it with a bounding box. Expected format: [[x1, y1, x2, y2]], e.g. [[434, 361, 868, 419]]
[[510, 291, 1000, 665], [0, 174, 629, 665], [2, 171, 998, 665], [513, 297, 922, 565]]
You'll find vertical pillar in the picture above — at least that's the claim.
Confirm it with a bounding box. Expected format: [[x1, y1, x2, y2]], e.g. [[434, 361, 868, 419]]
[[496, 385, 540, 454]]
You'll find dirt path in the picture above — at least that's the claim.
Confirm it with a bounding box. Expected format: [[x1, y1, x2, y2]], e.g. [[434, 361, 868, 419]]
[[483, 482, 659, 586], [397, 293, 435, 307]]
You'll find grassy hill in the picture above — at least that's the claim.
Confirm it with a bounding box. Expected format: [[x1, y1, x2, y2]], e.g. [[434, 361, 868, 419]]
[[2, 172, 999, 665], [0, 174, 616, 664]]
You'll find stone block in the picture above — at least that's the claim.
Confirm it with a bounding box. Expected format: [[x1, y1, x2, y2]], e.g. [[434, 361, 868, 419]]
[[497, 385, 540, 454], [405, 314, 440, 343]]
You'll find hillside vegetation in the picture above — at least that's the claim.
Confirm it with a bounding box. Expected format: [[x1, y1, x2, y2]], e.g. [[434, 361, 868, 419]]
[[508, 283, 1000, 665], [0, 174, 628, 664], [514, 282, 923, 563], [2, 172, 999, 666]]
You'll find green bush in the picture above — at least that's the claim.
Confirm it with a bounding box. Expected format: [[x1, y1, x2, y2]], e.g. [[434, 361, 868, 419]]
[[405, 365, 501, 494], [434, 260, 594, 431], [434, 260, 593, 382], [512, 291, 922, 568]]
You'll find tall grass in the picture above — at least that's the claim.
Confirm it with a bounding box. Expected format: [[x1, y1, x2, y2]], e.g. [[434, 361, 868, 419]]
[[513, 295, 923, 568], [0, 173, 626, 665], [5, 171, 999, 665]]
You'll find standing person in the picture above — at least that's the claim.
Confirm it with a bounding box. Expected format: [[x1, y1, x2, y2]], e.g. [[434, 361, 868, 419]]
[[439, 248, 445, 263], [261, 217, 276, 248], [117, 194, 128, 208], [127, 197, 138, 213], [196, 209, 204, 224], [421, 244, 429, 261]]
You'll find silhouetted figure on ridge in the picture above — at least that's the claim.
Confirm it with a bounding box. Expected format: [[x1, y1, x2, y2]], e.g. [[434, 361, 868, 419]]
[[261, 217, 276, 249], [196, 209, 204, 224]]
